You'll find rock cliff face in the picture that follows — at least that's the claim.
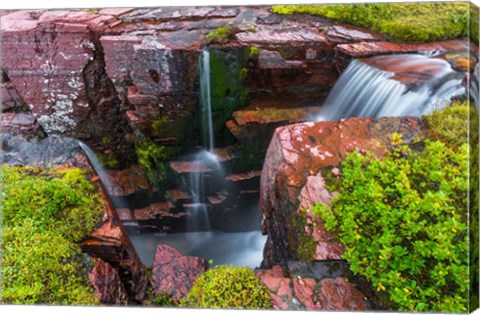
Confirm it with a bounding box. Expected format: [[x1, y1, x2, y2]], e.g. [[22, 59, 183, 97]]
[[259, 117, 427, 269]]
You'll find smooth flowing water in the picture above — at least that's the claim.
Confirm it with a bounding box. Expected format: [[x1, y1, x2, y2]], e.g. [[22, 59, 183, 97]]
[[316, 54, 466, 121], [199, 50, 215, 151]]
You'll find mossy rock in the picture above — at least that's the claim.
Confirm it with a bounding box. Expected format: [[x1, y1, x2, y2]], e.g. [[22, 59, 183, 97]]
[[182, 265, 272, 309]]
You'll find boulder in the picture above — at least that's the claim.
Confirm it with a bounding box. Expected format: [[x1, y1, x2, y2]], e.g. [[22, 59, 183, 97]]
[[255, 266, 367, 310], [89, 258, 129, 305], [259, 117, 427, 269], [150, 244, 208, 301]]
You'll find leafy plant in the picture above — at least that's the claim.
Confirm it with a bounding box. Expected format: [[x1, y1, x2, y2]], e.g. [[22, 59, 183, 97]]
[[272, 3, 469, 42], [312, 135, 469, 312], [1, 165, 102, 304], [182, 265, 272, 309]]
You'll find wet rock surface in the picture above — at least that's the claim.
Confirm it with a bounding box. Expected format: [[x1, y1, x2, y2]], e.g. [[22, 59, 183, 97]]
[[150, 244, 208, 301]]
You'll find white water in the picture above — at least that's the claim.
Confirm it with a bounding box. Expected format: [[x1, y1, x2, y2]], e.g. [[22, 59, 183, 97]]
[[316, 54, 466, 121], [199, 50, 215, 151]]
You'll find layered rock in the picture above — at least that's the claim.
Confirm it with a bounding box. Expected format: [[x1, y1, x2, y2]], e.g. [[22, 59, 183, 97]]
[[256, 266, 367, 310], [335, 40, 476, 72], [89, 258, 129, 305], [81, 188, 147, 303], [1, 9, 134, 162], [150, 244, 208, 301], [259, 117, 427, 269]]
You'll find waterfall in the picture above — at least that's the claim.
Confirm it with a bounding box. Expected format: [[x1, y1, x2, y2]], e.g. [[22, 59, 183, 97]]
[[77, 142, 127, 210], [199, 50, 215, 151], [316, 54, 466, 121]]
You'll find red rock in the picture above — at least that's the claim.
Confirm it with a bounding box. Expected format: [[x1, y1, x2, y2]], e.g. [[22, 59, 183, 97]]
[[236, 26, 327, 46], [150, 244, 208, 301], [1, 112, 45, 139], [316, 278, 367, 310], [255, 268, 367, 310], [81, 187, 147, 303], [325, 25, 385, 44], [170, 161, 211, 174], [359, 54, 456, 85], [89, 258, 129, 305], [335, 39, 472, 73], [260, 117, 427, 267], [0, 82, 28, 112], [98, 8, 135, 17], [133, 202, 175, 221], [1, 10, 132, 161], [105, 166, 150, 196]]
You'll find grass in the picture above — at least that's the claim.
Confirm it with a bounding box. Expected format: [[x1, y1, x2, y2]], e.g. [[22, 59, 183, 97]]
[[272, 2, 470, 42]]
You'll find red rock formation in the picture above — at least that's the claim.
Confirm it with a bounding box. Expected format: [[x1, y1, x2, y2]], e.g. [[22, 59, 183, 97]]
[[89, 258, 129, 305], [1, 10, 133, 161], [335, 40, 476, 73], [259, 117, 427, 269], [255, 266, 367, 310], [150, 244, 208, 301], [81, 187, 147, 303]]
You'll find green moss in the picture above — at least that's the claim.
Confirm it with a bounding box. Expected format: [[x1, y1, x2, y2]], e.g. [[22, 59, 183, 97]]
[[288, 212, 317, 263], [97, 152, 120, 169], [249, 47, 260, 59], [321, 168, 342, 193], [1, 165, 102, 305], [205, 25, 240, 44], [182, 266, 272, 309], [272, 3, 469, 42], [470, 3, 479, 44], [204, 47, 250, 146], [135, 138, 178, 186], [424, 100, 471, 148]]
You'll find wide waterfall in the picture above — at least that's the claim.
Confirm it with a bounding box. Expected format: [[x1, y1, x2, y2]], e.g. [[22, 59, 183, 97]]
[[199, 50, 215, 151], [316, 54, 466, 121]]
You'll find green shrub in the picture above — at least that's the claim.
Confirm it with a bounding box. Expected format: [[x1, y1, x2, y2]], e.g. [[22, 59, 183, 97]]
[[272, 3, 469, 42], [182, 265, 272, 309], [1, 165, 102, 305], [312, 136, 469, 312]]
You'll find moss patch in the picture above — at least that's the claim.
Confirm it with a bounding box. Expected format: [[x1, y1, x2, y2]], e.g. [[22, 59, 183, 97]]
[[272, 2, 469, 42], [288, 211, 317, 263], [182, 265, 272, 309], [1, 165, 102, 305]]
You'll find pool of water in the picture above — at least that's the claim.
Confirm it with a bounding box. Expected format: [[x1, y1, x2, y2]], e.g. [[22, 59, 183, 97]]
[[129, 229, 267, 268]]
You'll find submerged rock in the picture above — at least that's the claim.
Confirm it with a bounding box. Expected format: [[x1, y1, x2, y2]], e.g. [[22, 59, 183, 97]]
[[150, 244, 208, 301]]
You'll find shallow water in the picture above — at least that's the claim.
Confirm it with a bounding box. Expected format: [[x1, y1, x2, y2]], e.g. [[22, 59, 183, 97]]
[[129, 229, 267, 268]]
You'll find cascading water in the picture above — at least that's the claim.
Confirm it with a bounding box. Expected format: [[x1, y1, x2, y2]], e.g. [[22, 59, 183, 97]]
[[316, 54, 466, 121], [199, 50, 215, 151]]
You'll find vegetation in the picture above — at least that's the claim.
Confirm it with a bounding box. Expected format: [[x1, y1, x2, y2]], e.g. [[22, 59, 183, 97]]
[[205, 25, 241, 44], [272, 3, 469, 42], [135, 137, 178, 186], [311, 102, 472, 312], [182, 265, 272, 309], [1, 165, 102, 305]]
